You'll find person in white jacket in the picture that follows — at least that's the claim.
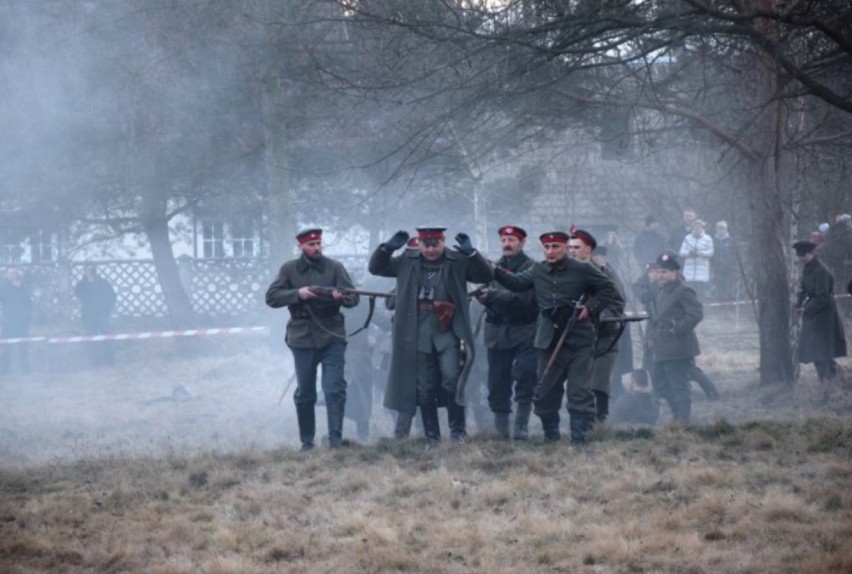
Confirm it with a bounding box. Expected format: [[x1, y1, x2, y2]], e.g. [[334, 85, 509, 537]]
[[679, 220, 714, 302]]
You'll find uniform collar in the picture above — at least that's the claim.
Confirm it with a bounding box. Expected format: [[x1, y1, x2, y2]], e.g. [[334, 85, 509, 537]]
[[498, 250, 530, 272], [547, 256, 570, 272], [296, 254, 327, 273]]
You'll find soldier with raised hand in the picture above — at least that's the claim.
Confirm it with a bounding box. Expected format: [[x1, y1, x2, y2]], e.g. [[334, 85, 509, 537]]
[[475, 225, 538, 440], [493, 230, 621, 445], [369, 226, 493, 444], [265, 228, 360, 451]]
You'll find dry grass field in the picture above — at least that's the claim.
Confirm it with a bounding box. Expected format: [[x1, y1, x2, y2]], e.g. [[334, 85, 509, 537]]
[[1, 306, 851, 573]]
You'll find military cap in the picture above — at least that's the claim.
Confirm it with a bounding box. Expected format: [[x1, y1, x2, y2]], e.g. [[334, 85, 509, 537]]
[[793, 240, 817, 256], [498, 225, 527, 239], [656, 251, 681, 270], [416, 227, 446, 240], [296, 228, 322, 244], [539, 231, 569, 244], [570, 228, 597, 249]]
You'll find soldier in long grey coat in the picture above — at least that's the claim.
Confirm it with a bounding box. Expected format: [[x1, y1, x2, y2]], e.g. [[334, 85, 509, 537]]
[[649, 251, 703, 424], [369, 227, 493, 443], [265, 228, 360, 451], [794, 240, 847, 381]]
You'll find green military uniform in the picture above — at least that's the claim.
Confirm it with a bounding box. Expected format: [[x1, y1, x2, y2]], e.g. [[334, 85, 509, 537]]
[[369, 229, 493, 442], [589, 261, 628, 423], [494, 240, 621, 444], [266, 240, 359, 450]]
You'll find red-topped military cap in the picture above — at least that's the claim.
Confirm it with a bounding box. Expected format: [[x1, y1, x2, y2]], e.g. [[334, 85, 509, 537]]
[[569, 228, 597, 249], [539, 231, 569, 244], [416, 227, 446, 240], [498, 225, 527, 239], [296, 228, 322, 244]]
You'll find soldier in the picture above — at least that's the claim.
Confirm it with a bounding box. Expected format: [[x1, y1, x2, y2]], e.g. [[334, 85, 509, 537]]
[[565, 230, 628, 424], [793, 240, 847, 381], [265, 228, 360, 451], [591, 245, 634, 410], [474, 225, 538, 440], [493, 230, 622, 444], [369, 227, 493, 443], [649, 251, 703, 424]]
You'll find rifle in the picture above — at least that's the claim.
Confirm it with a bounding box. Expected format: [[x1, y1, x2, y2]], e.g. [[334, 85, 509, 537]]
[[308, 286, 394, 299], [306, 286, 394, 338], [593, 315, 648, 358], [535, 295, 587, 400]]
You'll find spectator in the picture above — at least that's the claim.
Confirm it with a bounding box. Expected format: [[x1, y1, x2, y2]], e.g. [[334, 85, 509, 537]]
[[668, 208, 697, 250], [0, 268, 32, 376], [712, 221, 736, 302], [679, 219, 714, 303], [633, 214, 667, 271], [74, 265, 117, 366], [601, 230, 625, 275]]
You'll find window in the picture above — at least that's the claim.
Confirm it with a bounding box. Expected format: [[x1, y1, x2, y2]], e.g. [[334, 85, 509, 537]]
[[30, 229, 55, 263], [201, 220, 225, 258], [230, 219, 256, 258], [0, 231, 23, 264]]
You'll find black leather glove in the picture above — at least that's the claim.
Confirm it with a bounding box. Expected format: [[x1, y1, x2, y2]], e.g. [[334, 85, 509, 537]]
[[454, 233, 475, 256], [383, 230, 410, 251]]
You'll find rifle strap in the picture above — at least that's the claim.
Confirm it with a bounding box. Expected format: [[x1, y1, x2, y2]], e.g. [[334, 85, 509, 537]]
[[306, 296, 377, 339]]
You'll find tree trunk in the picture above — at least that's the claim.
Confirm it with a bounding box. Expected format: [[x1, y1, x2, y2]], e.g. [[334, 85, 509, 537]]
[[142, 205, 197, 328], [747, 158, 794, 384]]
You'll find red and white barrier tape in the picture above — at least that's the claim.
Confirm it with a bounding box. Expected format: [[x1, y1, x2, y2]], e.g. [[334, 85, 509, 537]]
[[0, 326, 269, 345]]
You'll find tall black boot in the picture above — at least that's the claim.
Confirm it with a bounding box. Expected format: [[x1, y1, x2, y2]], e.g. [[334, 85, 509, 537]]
[[394, 411, 413, 439], [420, 402, 441, 441], [296, 405, 316, 452], [592, 390, 609, 424], [540, 412, 561, 443], [513, 403, 532, 441], [568, 410, 595, 445], [493, 412, 511, 439], [326, 397, 347, 448], [448, 402, 468, 444], [671, 399, 691, 425]]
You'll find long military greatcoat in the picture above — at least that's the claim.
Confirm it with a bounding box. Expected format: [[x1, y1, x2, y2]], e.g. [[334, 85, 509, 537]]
[[650, 278, 703, 362], [797, 256, 847, 363], [369, 246, 494, 415]]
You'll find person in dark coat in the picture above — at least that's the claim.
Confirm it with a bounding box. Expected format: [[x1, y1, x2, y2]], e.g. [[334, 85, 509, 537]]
[[266, 228, 360, 451], [591, 246, 634, 407], [369, 227, 493, 443], [493, 230, 622, 444], [712, 221, 736, 302], [794, 240, 847, 381], [474, 225, 538, 440], [633, 214, 667, 272], [0, 268, 32, 376], [649, 251, 703, 424], [567, 231, 627, 425], [74, 265, 117, 366]]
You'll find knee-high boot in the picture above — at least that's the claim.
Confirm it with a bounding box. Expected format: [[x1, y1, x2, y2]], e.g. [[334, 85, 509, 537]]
[[513, 403, 532, 441], [447, 402, 468, 443], [326, 396, 347, 448], [420, 402, 441, 441], [296, 405, 316, 451], [568, 410, 595, 445], [540, 412, 561, 442], [394, 411, 414, 439]]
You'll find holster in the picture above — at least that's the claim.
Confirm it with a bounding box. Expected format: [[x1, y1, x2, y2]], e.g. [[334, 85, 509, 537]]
[[433, 300, 456, 333]]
